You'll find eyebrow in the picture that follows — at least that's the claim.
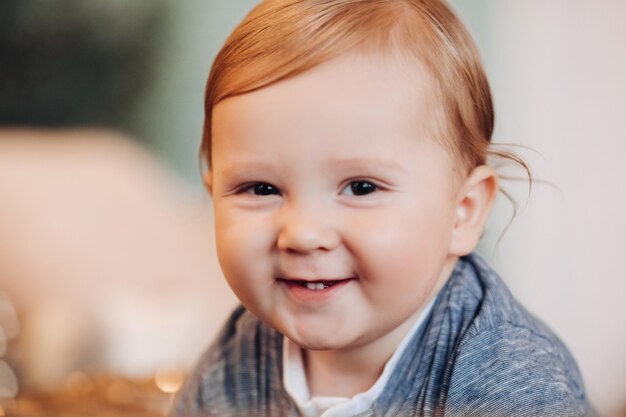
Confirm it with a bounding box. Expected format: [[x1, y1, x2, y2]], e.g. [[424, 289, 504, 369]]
[[215, 161, 279, 178], [215, 157, 405, 177], [327, 157, 405, 173]]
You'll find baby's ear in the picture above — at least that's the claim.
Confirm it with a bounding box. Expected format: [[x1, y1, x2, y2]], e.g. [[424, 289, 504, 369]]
[[449, 165, 498, 256], [203, 171, 214, 195]]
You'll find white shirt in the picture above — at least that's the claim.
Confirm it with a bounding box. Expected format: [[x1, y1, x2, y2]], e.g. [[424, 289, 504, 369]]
[[282, 299, 435, 417]]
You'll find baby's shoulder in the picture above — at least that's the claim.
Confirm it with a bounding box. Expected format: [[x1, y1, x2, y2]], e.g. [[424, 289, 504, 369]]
[[461, 255, 580, 371], [191, 304, 282, 383], [446, 320, 590, 416], [444, 254, 591, 415], [171, 306, 286, 416]]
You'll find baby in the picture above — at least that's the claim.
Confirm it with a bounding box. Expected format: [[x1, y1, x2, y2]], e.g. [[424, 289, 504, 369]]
[[173, 0, 592, 416]]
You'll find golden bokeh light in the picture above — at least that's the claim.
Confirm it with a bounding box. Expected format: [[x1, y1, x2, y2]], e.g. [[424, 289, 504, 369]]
[[154, 367, 184, 394]]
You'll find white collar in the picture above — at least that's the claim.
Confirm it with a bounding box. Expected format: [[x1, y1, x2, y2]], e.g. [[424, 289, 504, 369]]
[[282, 298, 435, 417]]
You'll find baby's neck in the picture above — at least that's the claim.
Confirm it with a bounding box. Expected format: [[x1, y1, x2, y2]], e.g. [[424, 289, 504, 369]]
[[304, 348, 382, 398]]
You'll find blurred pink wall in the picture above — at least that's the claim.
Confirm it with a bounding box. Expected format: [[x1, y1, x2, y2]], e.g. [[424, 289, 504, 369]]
[[478, 2, 626, 416]]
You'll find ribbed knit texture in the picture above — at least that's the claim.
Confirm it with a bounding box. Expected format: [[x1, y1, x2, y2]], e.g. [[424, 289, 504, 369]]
[[172, 253, 593, 417]]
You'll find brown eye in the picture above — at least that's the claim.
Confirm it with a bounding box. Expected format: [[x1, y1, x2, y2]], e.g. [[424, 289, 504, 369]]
[[349, 180, 377, 196], [249, 183, 280, 196]]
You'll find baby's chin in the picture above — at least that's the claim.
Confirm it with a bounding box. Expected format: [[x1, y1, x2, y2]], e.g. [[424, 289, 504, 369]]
[[282, 324, 370, 353], [286, 334, 346, 351]]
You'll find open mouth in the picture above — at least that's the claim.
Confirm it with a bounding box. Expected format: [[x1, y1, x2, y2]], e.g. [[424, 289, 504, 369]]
[[279, 278, 350, 291], [297, 280, 341, 290]]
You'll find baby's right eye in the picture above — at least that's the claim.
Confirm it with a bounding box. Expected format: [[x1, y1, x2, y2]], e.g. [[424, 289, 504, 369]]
[[242, 182, 281, 196]]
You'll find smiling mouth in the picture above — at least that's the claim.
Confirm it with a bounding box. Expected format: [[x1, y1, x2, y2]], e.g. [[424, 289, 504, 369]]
[[300, 281, 340, 290], [279, 278, 349, 291]]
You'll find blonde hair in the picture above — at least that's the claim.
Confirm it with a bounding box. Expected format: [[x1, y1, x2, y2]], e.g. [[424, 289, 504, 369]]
[[202, 0, 524, 179]]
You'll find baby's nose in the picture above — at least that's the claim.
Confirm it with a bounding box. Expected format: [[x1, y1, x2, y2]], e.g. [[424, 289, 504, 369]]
[[276, 205, 340, 253]]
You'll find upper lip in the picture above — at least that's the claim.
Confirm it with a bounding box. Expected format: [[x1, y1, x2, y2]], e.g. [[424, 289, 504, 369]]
[[278, 276, 353, 282]]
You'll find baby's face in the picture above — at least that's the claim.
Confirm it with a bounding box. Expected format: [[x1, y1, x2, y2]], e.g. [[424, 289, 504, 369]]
[[209, 52, 463, 354]]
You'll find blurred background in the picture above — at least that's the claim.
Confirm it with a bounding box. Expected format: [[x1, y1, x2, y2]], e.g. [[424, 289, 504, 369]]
[[0, 0, 624, 416]]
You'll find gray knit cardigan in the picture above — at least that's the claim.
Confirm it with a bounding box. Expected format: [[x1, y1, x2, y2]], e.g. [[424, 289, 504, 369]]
[[172, 253, 593, 416]]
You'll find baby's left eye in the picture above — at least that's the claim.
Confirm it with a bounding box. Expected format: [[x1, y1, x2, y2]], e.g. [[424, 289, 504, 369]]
[[342, 180, 378, 196]]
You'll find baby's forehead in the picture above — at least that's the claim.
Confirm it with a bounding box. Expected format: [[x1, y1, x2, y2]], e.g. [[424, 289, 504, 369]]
[[214, 51, 438, 139], [209, 52, 463, 184]]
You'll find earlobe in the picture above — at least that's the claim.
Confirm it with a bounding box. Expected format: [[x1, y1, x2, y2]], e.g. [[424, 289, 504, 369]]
[[449, 165, 498, 256], [204, 171, 214, 195]]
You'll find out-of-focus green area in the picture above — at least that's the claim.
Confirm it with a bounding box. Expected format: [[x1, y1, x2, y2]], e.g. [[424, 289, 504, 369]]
[[0, 0, 165, 132], [0, 0, 258, 183]]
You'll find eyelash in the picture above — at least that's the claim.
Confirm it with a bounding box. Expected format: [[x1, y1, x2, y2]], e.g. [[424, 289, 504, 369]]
[[241, 182, 281, 196], [239, 180, 380, 197], [342, 180, 379, 196]]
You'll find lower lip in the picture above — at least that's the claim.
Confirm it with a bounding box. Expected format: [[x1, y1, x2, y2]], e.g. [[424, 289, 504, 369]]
[[279, 279, 353, 303]]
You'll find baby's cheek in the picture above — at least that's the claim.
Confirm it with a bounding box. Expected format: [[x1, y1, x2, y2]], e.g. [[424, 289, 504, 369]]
[[214, 217, 248, 269], [355, 214, 447, 284], [215, 216, 274, 301], [216, 207, 264, 251]]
